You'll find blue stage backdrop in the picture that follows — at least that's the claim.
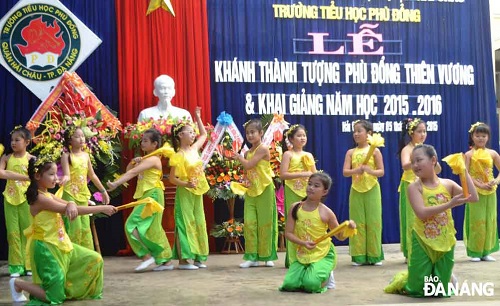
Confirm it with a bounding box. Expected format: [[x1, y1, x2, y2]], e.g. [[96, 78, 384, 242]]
[[207, 0, 498, 244]]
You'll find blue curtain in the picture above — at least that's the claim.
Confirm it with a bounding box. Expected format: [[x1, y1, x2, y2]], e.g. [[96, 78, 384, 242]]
[[0, 0, 123, 258], [207, 0, 498, 245]]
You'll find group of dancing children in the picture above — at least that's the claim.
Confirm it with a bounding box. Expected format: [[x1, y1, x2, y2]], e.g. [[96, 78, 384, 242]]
[[1, 112, 498, 302]]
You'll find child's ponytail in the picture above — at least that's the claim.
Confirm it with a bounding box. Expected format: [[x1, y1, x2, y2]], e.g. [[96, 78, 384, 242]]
[[26, 157, 39, 205]]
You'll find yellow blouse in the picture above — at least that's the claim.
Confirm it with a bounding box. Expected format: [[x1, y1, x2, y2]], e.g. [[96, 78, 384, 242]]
[[245, 147, 274, 197], [170, 150, 209, 195], [413, 181, 456, 255], [25, 193, 73, 253], [469, 148, 496, 195], [63, 153, 91, 202], [134, 167, 165, 199], [284, 152, 315, 198], [351, 147, 378, 193], [294, 205, 330, 264], [3, 153, 29, 205]]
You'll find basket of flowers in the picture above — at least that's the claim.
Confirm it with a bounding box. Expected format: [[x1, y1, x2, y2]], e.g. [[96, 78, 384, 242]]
[[210, 218, 244, 238], [28, 75, 123, 197], [123, 115, 193, 151], [204, 130, 245, 201]]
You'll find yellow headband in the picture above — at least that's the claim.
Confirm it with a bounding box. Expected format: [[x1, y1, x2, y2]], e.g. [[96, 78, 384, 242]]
[[407, 118, 422, 135], [10, 125, 24, 134], [468, 121, 484, 133], [243, 120, 252, 128], [173, 122, 193, 135], [285, 124, 301, 138]]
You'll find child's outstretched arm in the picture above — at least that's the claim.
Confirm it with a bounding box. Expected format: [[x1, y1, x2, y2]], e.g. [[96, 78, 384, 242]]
[[0, 155, 29, 181], [234, 145, 270, 170], [191, 106, 207, 152], [86, 156, 110, 204], [107, 157, 159, 191], [32, 194, 115, 221]]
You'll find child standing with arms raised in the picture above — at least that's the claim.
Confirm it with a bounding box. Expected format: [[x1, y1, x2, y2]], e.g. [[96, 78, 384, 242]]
[[385, 144, 478, 297], [280, 124, 317, 267], [343, 120, 384, 266], [0, 126, 33, 277], [464, 122, 500, 261], [9, 157, 116, 303], [60, 127, 110, 250], [107, 129, 174, 272], [280, 172, 356, 293], [232, 119, 278, 268], [169, 107, 210, 270]]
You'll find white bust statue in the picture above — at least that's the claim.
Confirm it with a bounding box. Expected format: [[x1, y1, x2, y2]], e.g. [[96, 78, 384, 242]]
[[137, 75, 193, 122]]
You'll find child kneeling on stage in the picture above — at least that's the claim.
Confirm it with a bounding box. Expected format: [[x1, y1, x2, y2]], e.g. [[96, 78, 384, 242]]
[[9, 157, 116, 303], [279, 172, 356, 293]]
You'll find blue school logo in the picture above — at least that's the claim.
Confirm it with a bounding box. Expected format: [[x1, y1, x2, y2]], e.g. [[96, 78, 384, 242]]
[[0, 3, 81, 81]]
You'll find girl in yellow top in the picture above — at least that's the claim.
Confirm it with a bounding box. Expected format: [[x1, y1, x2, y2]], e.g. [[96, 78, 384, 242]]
[[107, 129, 174, 272], [398, 118, 426, 260], [169, 107, 210, 270], [0, 126, 33, 277], [385, 144, 478, 297], [280, 124, 316, 267], [9, 157, 115, 304], [464, 122, 500, 261], [343, 120, 384, 266], [233, 119, 278, 268], [60, 127, 110, 250], [280, 172, 356, 293]]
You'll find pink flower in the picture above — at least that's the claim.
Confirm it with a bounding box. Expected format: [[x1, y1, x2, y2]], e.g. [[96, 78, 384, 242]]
[[93, 192, 103, 202]]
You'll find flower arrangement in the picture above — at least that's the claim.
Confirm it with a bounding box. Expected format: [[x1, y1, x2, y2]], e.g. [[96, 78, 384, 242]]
[[28, 78, 123, 198], [261, 114, 284, 185], [204, 125, 245, 200], [123, 115, 194, 151], [210, 219, 244, 238]]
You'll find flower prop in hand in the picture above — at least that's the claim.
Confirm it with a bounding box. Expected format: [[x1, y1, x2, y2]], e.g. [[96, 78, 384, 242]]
[[442, 153, 469, 197], [210, 219, 244, 238], [362, 133, 385, 165]]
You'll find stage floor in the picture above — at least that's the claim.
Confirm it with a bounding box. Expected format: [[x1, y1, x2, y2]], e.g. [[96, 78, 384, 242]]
[[1, 241, 499, 306]]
